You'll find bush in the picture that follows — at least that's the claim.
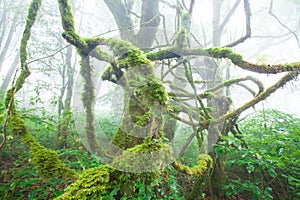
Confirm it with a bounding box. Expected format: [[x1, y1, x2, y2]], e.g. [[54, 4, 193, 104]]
[[218, 110, 300, 199]]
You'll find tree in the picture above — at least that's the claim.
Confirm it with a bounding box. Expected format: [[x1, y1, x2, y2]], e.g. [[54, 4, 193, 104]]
[[0, 0, 30, 94], [2, 0, 300, 199]]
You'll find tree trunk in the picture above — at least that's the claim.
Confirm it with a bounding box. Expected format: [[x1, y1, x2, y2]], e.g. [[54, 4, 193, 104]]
[[0, 51, 19, 95], [56, 46, 74, 149]]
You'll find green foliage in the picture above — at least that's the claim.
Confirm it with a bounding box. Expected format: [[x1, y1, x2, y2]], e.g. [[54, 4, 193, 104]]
[[0, 150, 73, 200], [215, 109, 300, 199]]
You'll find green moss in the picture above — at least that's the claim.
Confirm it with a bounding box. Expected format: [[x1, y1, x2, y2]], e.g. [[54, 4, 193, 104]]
[[141, 79, 169, 106], [56, 142, 174, 199], [4, 88, 16, 112], [109, 128, 143, 154], [175, 28, 188, 48], [181, 11, 191, 30], [191, 154, 213, 174], [107, 38, 135, 57], [101, 65, 114, 81], [8, 116, 27, 135], [55, 166, 113, 200], [20, 133, 78, 179], [146, 48, 181, 60], [112, 141, 173, 173], [136, 111, 150, 126], [20, 0, 42, 66], [207, 47, 243, 64], [173, 154, 212, 175], [58, 0, 75, 33]]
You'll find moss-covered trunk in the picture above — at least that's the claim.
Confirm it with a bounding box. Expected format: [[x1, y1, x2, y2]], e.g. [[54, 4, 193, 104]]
[[107, 60, 168, 156]]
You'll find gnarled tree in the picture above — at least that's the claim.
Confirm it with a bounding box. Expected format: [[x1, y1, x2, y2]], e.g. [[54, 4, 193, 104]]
[[3, 0, 300, 199]]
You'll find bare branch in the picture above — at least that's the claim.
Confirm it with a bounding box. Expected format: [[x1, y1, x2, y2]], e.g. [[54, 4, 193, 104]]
[[218, 0, 241, 34], [224, 0, 251, 47], [103, 0, 135, 40], [268, 0, 300, 48], [137, 0, 160, 47]]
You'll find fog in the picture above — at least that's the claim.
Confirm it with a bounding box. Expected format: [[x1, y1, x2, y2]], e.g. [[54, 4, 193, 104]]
[[0, 0, 299, 117]]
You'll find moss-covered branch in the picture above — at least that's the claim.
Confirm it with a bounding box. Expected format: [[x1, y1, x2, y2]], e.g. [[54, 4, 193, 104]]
[[145, 47, 300, 74], [205, 75, 264, 95], [79, 54, 101, 154], [4, 0, 77, 180], [12, 0, 42, 95], [224, 71, 299, 120], [172, 154, 212, 175]]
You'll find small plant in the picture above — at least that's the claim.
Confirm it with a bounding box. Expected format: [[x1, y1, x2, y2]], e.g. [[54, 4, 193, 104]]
[[220, 109, 300, 199]]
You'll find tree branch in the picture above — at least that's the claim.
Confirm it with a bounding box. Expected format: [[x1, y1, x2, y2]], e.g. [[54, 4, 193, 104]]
[[145, 47, 300, 74], [103, 0, 135, 41], [218, 0, 241, 34], [268, 0, 300, 48], [136, 0, 160, 48], [224, 71, 299, 120], [224, 0, 251, 47]]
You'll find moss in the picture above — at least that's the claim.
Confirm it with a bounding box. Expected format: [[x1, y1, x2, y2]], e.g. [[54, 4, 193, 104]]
[[58, 0, 88, 50], [175, 28, 188, 48], [141, 79, 169, 106], [55, 166, 113, 200], [111, 142, 173, 196], [192, 154, 213, 174], [181, 11, 191, 31], [107, 38, 135, 57], [8, 116, 27, 135], [207, 47, 243, 64], [173, 154, 212, 176], [20, 0, 42, 67], [101, 65, 114, 81], [108, 128, 143, 154], [57, 0, 75, 34], [117, 48, 151, 69], [136, 111, 150, 126], [56, 142, 173, 199], [4, 88, 16, 112], [112, 141, 173, 173], [146, 48, 181, 60], [20, 133, 78, 179]]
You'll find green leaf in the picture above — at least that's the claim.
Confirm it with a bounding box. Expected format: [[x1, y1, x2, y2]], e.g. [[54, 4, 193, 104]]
[[268, 168, 277, 178], [246, 164, 254, 173]]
